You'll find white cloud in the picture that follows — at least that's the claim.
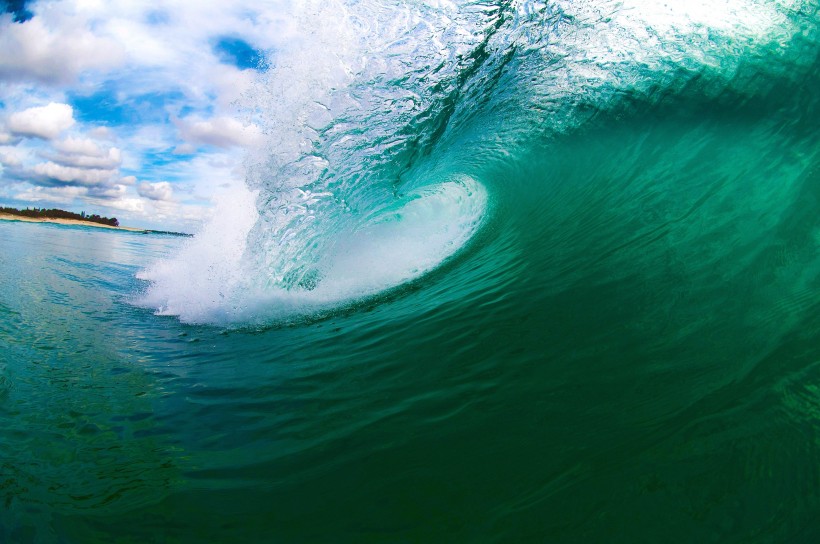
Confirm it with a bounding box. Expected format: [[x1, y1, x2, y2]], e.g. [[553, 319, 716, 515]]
[[137, 181, 174, 201], [14, 185, 88, 204], [93, 196, 146, 214], [0, 149, 23, 166], [173, 143, 197, 155], [0, 14, 124, 85], [7, 103, 75, 139], [119, 124, 175, 171], [52, 137, 105, 156], [44, 147, 123, 169], [88, 183, 127, 199], [0, 1, 296, 231], [88, 126, 116, 141], [32, 161, 116, 186], [209, 64, 258, 110], [0, 132, 20, 145], [176, 116, 262, 149]]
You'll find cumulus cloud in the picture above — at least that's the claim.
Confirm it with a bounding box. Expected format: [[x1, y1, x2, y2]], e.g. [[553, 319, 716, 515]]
[[0, 1, 293, 231], [137, 181, 174, 201], [87, 183, 127, 199], [7, 103, 75, 139], [175, 116, 262, 149], [0, 149, 23, 166], [93, 196, 146, 213], [14, 185, 88, 204], [0, 131, 20, 145], [52, 137, 105, 156], [32, 162, 116, 186], [43, 146, 123, 169], [1, 128, 124, 203], [0, 14, 124, 85], [173, 143, 197, 155], [87, 126, 116, 141]]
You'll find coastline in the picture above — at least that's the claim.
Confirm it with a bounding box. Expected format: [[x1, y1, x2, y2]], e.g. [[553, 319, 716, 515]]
[[0, 212, 148, 232]]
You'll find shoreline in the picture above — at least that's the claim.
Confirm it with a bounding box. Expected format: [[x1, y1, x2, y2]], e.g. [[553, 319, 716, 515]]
[[0, 212, 149, 233]]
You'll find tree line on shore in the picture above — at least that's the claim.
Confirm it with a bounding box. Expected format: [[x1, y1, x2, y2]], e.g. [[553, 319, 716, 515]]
[[0, 206, 119, 227]]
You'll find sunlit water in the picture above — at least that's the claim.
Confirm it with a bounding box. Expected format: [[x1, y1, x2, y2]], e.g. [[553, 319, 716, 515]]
[[3, 0, 820, 541]]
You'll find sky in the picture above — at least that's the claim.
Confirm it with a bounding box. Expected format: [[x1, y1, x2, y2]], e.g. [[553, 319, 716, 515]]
[[0, 0, 292, 231]]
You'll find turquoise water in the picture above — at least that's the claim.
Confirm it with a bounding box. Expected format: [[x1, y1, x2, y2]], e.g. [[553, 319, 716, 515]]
[[3, 1, 820, 542]]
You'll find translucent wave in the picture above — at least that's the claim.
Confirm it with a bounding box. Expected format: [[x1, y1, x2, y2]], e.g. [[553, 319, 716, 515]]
[[137, 0, 816, 324]]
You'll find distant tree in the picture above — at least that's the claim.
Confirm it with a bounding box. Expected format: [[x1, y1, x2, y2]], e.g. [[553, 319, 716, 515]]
[[1, 206, 120, 227]]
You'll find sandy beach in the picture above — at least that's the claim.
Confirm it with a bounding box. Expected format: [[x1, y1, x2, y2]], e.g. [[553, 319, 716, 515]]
[[0, 213, 148, 232]]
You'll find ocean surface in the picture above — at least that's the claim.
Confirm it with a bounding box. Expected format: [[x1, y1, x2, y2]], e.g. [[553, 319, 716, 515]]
[[3, 1, 820, 541]]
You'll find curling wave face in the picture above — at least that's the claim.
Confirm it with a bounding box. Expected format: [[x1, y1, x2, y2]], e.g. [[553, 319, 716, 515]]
[[137, 0, 817, 325], [138, 176, 486, 323]]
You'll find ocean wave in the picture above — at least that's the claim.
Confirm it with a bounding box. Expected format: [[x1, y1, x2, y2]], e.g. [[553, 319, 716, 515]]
[[138, 0, 818, 325]]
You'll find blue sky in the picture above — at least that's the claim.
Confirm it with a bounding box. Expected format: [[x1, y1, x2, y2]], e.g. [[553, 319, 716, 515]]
[[0, 0, 291, 230]]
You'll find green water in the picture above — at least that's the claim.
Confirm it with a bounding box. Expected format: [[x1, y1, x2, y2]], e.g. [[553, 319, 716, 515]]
[[3, 2, 820, 542]]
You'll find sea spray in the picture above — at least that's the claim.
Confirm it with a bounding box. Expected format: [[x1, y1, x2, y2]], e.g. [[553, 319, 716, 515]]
[[136, 184, 259, 323]]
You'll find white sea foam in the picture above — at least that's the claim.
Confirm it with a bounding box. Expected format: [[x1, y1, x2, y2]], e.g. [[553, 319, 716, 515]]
[[317, 176, 487, 297], [136, 185, 258, 323], [137, 175, 486, 324]]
